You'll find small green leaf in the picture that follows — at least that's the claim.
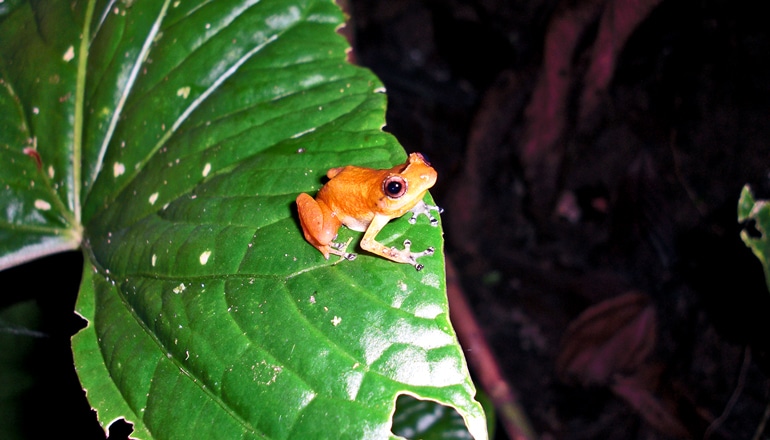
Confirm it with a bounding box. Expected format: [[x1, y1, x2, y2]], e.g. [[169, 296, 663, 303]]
[[738, 184, 770, 294]]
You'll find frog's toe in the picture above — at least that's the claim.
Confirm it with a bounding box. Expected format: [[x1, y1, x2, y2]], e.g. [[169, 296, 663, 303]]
[[329, 237, 358, 263], [401, 240, 435, 270], [408, 202, 442, 226]]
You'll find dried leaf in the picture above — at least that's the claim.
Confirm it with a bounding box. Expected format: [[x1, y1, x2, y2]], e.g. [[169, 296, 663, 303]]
[[556, 291, 656, 385]]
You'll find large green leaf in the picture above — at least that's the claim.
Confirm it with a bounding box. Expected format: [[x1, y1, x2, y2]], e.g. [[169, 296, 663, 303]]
[[0, 1, 487, 438]]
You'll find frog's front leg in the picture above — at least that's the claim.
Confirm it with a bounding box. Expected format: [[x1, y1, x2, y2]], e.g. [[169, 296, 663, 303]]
[[408, 200, 443, 226], [360, 215, 435, 270]]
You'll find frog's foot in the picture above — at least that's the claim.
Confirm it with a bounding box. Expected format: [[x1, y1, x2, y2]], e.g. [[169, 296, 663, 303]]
[[408, 201, 443, 227], [329, 237, 357, 263], [386, 239, 435, 271]]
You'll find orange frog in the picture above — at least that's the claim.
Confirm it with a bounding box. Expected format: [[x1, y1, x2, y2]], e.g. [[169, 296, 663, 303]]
[[296, 152, 441, 270]]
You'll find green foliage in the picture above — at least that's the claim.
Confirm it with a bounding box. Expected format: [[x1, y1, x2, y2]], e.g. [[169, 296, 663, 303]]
[[739, 185, 770, 294], [0, 1, 487, 438]]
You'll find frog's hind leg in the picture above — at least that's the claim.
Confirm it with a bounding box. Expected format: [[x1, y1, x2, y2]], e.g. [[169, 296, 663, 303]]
[[296, 193, 337, 258], [296, 193, 355, 261]]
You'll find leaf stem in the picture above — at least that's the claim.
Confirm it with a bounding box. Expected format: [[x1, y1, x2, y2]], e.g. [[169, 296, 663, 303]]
[[73, 0, 98, 225]]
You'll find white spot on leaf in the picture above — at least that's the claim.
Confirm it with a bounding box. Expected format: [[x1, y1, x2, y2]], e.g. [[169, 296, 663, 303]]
[[199, 250, 212, 265], [63, 46, 75, 62], [177, 86, 191, 99], [202, 163, 211, 177], [34, 199, 51, 211], [149, 192, 159, 205], [151, 254, 157, 266], [331, 316, 342, 326], [113, 162, 125, 177]]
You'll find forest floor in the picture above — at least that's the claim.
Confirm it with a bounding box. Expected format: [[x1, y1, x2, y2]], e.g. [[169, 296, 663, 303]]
[[349, 0, 770, 438]]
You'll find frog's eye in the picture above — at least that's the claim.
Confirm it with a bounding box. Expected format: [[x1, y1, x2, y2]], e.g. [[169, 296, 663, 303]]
[[383, 176, 408, 198]]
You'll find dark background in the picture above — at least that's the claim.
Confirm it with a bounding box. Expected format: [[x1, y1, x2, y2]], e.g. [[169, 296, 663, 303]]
[[347, 0, 770, 438], [3, 0, 770, 438]]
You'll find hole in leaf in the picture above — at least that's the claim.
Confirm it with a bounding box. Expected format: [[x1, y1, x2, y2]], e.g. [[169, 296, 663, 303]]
[[106, 418, 133, 439], [391, 394, 472, 439]]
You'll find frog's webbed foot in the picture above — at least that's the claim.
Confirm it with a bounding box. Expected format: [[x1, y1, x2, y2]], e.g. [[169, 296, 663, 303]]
[[408, 200, 443, 227], [329, 237, 357, 263], [385, 239, 435, 271]]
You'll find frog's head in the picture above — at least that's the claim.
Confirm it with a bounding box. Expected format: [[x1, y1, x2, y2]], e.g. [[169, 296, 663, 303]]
[[379, 153, 437, 210]]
